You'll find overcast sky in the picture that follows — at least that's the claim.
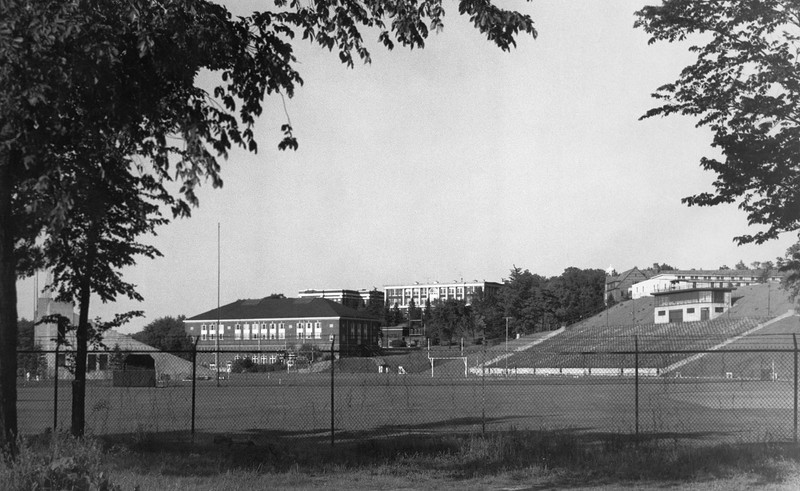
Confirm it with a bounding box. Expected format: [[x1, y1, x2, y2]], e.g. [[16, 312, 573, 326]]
[[15, 0, 799, 332]]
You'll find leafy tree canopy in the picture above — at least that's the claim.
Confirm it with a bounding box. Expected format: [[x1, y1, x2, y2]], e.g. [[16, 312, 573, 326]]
[[131, 315, 192, 357], [0, 0, 537, 447], [636, 1, 800, 245]]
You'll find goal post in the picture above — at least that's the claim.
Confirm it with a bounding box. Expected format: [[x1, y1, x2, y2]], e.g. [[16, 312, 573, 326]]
[[428, 356, 468, 378]]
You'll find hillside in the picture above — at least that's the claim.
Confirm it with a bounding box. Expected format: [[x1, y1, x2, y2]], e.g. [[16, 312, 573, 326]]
[[483, 283, 800, 378], [578, 282, 795, 330]]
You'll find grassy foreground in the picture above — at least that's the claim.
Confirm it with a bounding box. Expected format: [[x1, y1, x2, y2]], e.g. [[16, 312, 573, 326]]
[[3, 430, 800, 490]]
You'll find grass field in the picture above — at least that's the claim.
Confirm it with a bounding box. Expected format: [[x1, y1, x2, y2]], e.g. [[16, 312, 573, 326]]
[[18, 372, 799, 445]]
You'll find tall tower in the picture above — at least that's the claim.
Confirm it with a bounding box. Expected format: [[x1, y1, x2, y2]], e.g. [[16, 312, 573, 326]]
[[33, 272, 76, 371]]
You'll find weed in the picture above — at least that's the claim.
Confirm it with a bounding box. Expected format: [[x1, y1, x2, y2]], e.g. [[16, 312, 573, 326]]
[[0, 432, 122, 491]]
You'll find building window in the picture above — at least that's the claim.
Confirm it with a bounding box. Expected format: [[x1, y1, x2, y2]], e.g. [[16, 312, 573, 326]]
[[686, 308, 695, 314], [201, 333, 207, 341], [279, 323, 285, 339], [715, 307, 724, 313], [209, 332, 215, 340], [658, 311, 666, 316], [234, 324, 242, 340]]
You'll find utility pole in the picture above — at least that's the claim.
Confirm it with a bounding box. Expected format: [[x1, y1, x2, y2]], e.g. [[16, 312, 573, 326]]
[[216, 222, 220, 387]]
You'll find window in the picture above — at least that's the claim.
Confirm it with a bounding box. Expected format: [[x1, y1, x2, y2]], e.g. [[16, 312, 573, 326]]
[[315, 321, 322, 339], [658, 311, 666, 316], [234, 324, 242, 340], [686, 308, 695, 314], [209, 332, 215, 340], [268, 354, 277, 364], [201, 332, 207, 341], [715, 307, 724, 313], [243, 324, 250, 340], [279, 323, 286, 339]]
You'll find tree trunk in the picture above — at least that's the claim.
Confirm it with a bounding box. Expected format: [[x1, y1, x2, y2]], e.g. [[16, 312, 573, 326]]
[[0, 148, 19, 452], [71, 226, 97, 438]]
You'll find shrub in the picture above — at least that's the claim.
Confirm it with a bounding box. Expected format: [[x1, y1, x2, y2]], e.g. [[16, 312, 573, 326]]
[[0, 433, 121, 491]]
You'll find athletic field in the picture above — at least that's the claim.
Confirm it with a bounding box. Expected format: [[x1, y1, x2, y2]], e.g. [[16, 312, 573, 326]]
[[17, 373, 796, 444]]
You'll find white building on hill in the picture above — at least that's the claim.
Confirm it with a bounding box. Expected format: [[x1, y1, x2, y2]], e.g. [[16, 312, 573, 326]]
[[383, 280, 502, 312], [630, 269, 781, 300]]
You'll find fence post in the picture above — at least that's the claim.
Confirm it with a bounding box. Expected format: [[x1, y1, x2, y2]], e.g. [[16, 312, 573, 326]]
[[635, 334, 639, 441], [191, 336, 199, 442], [53, 344, 59, 432], [481, 338, 486, 435], [330, 335, 335, 447], [794, 334, 797, 443]]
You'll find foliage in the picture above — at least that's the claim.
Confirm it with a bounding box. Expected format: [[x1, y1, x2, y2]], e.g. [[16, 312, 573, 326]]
[[97, 430, 800, 489], [131, 316, 192, 360], [387, 303, 404, 326], [1, 0, 537, 448], [0, 434, 120, 491], [427, 299, 474, 345], [779, 241, 800, 301], [472, 266, 606, 339], [636, 1, 800, 245], [108, 344, 125, 371], [230, 357, 269, 373]]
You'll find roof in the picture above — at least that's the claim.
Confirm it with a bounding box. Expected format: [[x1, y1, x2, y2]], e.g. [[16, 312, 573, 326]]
[[671, 269, 783, 278], [606, 267, 651, 284], [651, 286, 734, 296], [186, 297, 379, 322]]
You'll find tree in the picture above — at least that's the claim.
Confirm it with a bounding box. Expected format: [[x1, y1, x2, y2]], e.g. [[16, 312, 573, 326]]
[[390, 303, 403, 326], [779, 242, 800, 300], [1, 0, 537, 448], [132, 316, 192, 359], [363, 292, 384, 321], [636, 2, 800, 245], [735, 260, 748, 270], [42, 157, 165, 437]]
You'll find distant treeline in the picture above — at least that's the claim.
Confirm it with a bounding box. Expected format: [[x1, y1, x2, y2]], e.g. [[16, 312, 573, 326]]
[[385, 266, 606, 344]]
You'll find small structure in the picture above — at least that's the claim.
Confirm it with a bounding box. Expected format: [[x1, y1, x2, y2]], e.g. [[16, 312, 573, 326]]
[[652, 286, 733, 324]]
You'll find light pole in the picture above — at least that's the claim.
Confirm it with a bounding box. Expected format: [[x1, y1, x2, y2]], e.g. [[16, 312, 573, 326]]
[[504, 316, 512, 376]]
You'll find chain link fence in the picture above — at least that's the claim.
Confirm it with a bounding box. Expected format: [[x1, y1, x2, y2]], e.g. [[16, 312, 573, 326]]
[[16, 333, 800, 445]]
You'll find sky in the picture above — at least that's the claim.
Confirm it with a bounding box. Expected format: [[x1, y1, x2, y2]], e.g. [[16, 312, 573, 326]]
[[15, 0, 800, 333]]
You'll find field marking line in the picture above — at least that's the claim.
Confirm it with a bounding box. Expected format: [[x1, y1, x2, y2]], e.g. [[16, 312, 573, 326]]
[[661, 311, 797, 375], [476, 327, 565, 369]]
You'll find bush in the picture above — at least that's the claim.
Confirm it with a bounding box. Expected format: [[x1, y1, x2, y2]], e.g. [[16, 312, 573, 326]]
[[0, 433, 121, 491]]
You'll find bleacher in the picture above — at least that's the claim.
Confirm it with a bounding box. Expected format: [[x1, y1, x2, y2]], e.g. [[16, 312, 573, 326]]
[[490, 316, 767, 371]]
